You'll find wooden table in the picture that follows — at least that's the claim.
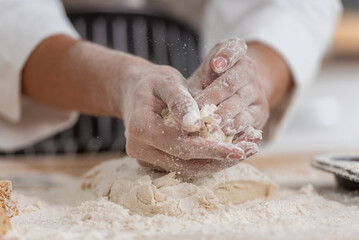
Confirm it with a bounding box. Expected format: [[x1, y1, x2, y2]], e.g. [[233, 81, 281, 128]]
[[0, 150, 354, 190], [0, 152, 309, 174], [0, 151, 336, 181], [2, 151, 359, 240]]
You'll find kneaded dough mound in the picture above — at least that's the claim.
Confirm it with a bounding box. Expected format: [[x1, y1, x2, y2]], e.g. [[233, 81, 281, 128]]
[[82, 157, 277, 217]]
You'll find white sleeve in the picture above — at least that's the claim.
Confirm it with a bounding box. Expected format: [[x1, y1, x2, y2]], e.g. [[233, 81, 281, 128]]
[[0, 0, 80, 151], [202, 0, 343, 140]]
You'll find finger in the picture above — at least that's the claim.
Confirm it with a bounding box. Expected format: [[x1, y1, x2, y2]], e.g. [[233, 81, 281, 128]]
[[173, 135, 245, 161], [137, 160, 165, 172], [127, 111, 246, 160], [187, 69, 205, 97], [211, 38, 247, 74], [187, 38, 247, 94], [233, 126, 263, 144], [188, 62, 217, 94], [233, 102, 269, 130], [235, 141, 259, 158], [129, 140, 240, 178], [230, 102, 267, 144], [154, 73, 201, 132], [195, 68, 250, 109], [215, 85, 259, 133]]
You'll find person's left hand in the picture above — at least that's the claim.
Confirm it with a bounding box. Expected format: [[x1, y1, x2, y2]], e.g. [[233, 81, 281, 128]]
[[187, 38, 269, 144]]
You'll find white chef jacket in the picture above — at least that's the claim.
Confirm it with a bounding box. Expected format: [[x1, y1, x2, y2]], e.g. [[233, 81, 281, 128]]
[[0, 0, 342, 151]]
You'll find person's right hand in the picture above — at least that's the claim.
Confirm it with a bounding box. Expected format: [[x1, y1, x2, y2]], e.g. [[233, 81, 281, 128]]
[[121, 63, 256, 177]]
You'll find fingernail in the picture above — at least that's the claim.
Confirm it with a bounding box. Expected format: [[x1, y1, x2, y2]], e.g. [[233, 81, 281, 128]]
[[227, 147, 245, 160], [227, 153, 242, 160], [236, 141, 259, 158], [245, 145, 259, 158], [212, 57, 227, 73]]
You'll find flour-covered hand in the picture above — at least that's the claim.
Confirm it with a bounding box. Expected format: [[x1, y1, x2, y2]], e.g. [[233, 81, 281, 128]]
[[122, 64, 247, 176], [188, 38, 269, 144]]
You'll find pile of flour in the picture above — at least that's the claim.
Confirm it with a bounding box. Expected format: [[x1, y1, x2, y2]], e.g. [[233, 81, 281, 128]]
[[4, 157, 359, 240]]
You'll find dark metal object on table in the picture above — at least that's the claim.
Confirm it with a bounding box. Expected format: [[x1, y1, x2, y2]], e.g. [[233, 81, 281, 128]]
[[1, 12, 200, 156], [312, 154, 359, 191]]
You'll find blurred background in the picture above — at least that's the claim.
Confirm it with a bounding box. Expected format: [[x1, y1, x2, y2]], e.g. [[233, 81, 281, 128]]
[[1, 0, 358, 156], [265, 0, 359, 153]]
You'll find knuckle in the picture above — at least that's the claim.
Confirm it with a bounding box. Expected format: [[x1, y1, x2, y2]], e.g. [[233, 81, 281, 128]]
[[208, 90, 224, 104], [220, 74, 238, 92], [159, 66, 182, 78], [153, 66, 184, 85]]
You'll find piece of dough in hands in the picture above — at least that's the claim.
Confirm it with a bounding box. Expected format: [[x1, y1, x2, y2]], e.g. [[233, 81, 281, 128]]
[[162, 104, 262, 143], [81, 105, 275, 216]]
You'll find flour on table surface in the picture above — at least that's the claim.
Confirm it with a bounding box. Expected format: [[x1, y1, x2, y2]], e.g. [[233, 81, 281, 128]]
[[3, 157, 359, 240], [81, 157, 277, 217]]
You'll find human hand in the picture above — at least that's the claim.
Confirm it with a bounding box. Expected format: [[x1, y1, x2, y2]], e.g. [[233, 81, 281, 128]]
[[21, 35, 260, 177], [188, 38, 269, 144], [121, 63, 252, 177]]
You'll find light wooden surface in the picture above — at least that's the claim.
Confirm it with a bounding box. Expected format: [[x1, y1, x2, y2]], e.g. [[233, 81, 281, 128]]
[[0, 151, 340, 192], [0, 151, 321, 177], [0, 153, 125, 177]]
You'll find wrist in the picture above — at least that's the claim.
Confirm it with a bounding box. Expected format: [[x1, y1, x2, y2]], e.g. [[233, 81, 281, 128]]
[[109, 53, 154, 119], [22, 34, 154, 119], [247, 42, 293, 108]]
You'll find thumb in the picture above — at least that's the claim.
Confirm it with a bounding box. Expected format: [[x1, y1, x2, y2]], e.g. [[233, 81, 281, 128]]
[[211, 37, 247, 74], [155, 76, 201, 132]]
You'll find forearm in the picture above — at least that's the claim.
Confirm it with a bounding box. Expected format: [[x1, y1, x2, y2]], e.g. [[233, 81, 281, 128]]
[[247, 42, 293, 108], [22, 34, 151, 118]]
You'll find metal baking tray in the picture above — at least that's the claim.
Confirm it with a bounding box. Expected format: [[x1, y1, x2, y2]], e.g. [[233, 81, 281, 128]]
[[312, 154, 359, 191]]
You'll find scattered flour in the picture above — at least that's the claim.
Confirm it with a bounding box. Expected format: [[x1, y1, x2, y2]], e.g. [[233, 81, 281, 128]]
[[3, 156, 359, 240]]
